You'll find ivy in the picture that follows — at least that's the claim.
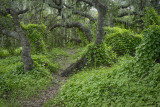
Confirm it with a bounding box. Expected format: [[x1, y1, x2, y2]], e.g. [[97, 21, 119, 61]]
[[21, 23, 47, 54], [83, 43, 117, 67], [105, 27, 142, 56], [143, 7, 160, 28], [135, 25, 160, 76]]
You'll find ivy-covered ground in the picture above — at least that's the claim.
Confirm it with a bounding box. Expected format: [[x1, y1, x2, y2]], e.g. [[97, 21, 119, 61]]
[[1, 25, 160, 107], [44, 25, 160, 107], [0, 47, 84, 106]]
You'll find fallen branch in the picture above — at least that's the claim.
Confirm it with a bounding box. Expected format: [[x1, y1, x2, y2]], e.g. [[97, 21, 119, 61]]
[[61, 56, 87, 77]]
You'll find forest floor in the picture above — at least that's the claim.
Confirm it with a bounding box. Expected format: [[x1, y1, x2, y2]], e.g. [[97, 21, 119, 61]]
[[20, 48, 78, 107]]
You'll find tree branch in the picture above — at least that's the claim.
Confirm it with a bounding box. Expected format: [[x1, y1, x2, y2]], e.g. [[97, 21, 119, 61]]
[[1, 29, 20, 40], [73, 11, 96, 22], [118, 11, 137, 17], [48, 2, 63, 10], [50, 22, 92, 42], [17, 8, 29, 15], [78, 0, 93, 6], [118, 4, 131, 9]]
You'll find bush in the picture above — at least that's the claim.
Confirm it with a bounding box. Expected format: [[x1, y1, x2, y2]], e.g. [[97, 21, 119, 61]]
[[0, 47, 22, 58], [143, 7, 160, 28], [0, 55, 58, 99], [105, 27, 142, 56], [0, 48, 10, 58], [135, 25, 160, 76], [84, 43, 117, 67]]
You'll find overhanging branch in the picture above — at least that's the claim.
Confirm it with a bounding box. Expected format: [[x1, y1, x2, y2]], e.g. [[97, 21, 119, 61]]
[[50, 22, 92, 42], [1, 29, 20, 40], [73, 11, 96, 22], [118, 11, 137, 17]]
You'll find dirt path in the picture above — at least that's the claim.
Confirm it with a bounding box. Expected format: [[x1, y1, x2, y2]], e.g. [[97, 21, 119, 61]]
[[21, 49, 76, 107]]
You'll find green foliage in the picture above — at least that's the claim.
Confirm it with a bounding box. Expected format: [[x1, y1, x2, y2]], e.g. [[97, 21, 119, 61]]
[[45, 55, 160, 107], [48, 48, 69, 60], [0, 14, 13, 30], [0, 48, 10, 57], [32, 55, 59, 73], [21, 23, 47, 54], [83, 43, 117, 67], [105, 27, 142, 56], [143, 7, 160, 28], [76, 29, 89, 46], [45, 25, 160, 107], [0, 47, 22, 58], [0, 55, 58, 99], [135, 25, 160, 76]]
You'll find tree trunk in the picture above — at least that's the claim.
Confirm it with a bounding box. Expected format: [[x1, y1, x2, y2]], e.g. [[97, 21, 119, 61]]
[[61, 2, 107, 77], [21, 34, 33, 73], [95, 5, 107, 44], [11, 10, 33, 73]]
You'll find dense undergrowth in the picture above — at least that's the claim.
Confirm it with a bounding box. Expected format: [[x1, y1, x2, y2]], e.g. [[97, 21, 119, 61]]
[[0, 47, 70, 106], [0, 55, 58, 98], [104, 27, 142, 56], [45, 25, 160, 107]]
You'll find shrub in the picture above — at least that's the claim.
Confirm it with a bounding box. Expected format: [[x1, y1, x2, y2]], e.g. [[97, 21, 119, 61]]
[[0, 55, 58, 99], [105, 27, 142, 56], [143, 7, 160, 28], [84, 43, 117, 67], [0, 48, 10, 58], [135, 25, 160, 76], [0, 47, 22, 58]]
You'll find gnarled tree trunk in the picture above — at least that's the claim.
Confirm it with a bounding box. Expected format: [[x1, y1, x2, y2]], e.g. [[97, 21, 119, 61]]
[[1, 9, 33, 73], [11, 9, 33, 73], [61, 1, 107, 77]]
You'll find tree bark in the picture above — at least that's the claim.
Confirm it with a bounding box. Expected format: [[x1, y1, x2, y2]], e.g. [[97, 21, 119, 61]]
[[94, 3, 107, 44], [11, 9, 33, 73], [0, 9, 33, 73]]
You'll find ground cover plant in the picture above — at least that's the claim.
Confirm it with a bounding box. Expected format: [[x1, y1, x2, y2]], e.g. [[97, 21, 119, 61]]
[[0, 55, 58, 105], [1, 0, 160, 106], [45, 25, 160, 107]]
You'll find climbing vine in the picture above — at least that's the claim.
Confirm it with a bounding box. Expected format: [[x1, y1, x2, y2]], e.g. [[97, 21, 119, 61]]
[[143, 7, 160, 28], [84, 43, 117, 67], [21, 23, 47, 54], [105, 27, 142, 56], [135, 25, 160, 76]]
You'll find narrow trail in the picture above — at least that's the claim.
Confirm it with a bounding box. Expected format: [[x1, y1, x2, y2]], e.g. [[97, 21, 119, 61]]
[[21, 49, 77, 107]]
